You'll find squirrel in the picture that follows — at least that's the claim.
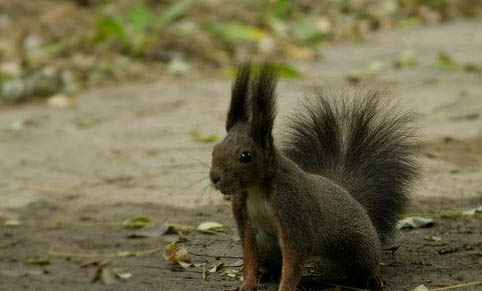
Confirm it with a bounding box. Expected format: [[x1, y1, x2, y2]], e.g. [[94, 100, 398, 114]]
[[209, 63, 419, 291]]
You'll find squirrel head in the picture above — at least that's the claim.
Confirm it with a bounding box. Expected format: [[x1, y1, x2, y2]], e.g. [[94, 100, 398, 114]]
[[210, 64, 278, 195]]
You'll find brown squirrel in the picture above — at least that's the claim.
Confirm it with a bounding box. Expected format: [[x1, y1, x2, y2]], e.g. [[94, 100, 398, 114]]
[[209, 64, 418, 291]]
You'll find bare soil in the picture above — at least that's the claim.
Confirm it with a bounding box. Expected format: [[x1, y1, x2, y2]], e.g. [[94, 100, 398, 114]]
[[0, 21, 481, 290]]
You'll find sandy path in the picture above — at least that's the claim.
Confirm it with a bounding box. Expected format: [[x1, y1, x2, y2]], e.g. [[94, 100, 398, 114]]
[[0, 20, 481, 214]]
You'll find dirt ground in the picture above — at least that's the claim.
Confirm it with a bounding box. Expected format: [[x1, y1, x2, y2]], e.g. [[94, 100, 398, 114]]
[[0, 21, 481, 290]]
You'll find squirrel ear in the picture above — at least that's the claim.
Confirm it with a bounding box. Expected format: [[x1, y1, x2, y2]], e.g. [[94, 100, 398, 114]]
[[250, 64, 277, 150], [226, 64, 251, 131]]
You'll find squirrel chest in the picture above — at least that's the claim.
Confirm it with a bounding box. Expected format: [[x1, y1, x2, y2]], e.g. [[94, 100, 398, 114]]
[[246, 188, 278, 237]]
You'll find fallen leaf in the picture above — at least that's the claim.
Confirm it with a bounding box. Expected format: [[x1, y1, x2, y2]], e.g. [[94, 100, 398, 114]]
[[393, 49, 417, 69], [26, 256, 51, 266], [463, 63, 482, 73], [80, 260, 102, 268], [163, 234, 189, 243], [167, 55, 190, 76], [197, 221, 230, 234], [397, 217, 434, 230], [116, 251, 133, 257], [47, 95, 75, 108], [4, 219, 21, 227], [163, 242, 191, 263], [188, 130, 219, 143], [206, 22, 266, 42], [463, 206, 482, 216], [92, 260, 116, 285], [433, 51, 459, 70], [7, 120, 25, 133], [121, 217, 150, 229], [345, 74, 362, 85], [178, 261, 192, 268], [76, 117, 99, 128], [365, 60, 386, 74], [161, 224, 195, 235], [208, 263, 223, 273], [413, 284, 429, 291], [426, 236, 442, 242], [439, 210, 463, 218], [115, 272, 132, 280], [225, 259, 243, 267], [126, 232, 149, 239]]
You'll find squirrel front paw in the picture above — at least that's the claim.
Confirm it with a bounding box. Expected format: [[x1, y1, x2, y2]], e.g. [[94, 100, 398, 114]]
[[236, 282, 257, 291]]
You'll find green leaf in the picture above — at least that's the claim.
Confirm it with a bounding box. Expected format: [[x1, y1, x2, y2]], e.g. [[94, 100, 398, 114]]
[[290, 19, 326, 45], [266, 0, 291, 18], [223, 63, 302, 79], [393, 49, 417, 69], [188, 130, 219, 143], [463, 206, 482, 217], [27, 256, 51, 266], [433, 51, 459, 70], [4, 219, 21, 227], [206, 22, 266, 42], [275, 63, 303, 79], [156, 0, 199, 29], [439, 210, 463, 219], [130, 4, 152, 32], [197, 222, 230, 234], [122, 217, 150, 229], [94, 17, 127, 44]]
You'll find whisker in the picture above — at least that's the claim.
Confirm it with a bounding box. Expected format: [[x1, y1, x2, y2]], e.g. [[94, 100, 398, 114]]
[[178, 151, 210, 169], [198, 180, 213, 202], [167, 176, 209, 197]]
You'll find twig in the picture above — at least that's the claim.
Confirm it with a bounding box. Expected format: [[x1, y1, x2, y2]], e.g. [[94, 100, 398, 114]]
[[190, 252, 242, 259], [48, 246, 163, 259], [431, 281, 482, 291], [324, 282, 369, 291]]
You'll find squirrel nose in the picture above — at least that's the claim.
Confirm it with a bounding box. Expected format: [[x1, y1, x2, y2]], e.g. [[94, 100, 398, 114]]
[[210, 172, 221, 184]]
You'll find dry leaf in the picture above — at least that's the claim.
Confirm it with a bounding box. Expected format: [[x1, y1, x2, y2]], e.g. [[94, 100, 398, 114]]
[[413, 284, 429, 291], [47, 95, 75, 108], [163, 242, 191, 263], [161, 224, 195, 235], [115, 272, 132, 280], [178, 261, 192, 268], [208, 263, 223, 273], [92, 260, 116, 285], [397, 217, 434, 230]]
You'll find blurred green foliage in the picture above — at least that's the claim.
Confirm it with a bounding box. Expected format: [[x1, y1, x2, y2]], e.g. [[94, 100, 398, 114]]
[[1, 0, 481, 102]]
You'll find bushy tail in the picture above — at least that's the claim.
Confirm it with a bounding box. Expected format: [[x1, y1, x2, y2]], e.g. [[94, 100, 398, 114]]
[[282, 88, 419, 242]]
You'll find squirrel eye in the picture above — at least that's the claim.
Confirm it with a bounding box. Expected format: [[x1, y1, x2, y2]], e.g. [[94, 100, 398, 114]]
[[239, 151, 252, 163]]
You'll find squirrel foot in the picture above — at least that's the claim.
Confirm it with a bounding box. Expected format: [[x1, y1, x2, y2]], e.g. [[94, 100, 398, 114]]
[[368, 276, 386, 290], [235, 282, 257, 291]]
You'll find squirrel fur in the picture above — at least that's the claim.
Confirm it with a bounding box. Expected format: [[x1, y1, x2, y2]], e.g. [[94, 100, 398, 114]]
[[209, 64, 419, 291]]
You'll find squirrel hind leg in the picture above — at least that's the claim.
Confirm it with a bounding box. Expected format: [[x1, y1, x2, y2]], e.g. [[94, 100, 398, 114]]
[[346, 265, 385, 290]]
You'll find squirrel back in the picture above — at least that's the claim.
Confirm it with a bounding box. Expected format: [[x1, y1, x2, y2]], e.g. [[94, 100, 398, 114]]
[[282, 88, 419, 242]]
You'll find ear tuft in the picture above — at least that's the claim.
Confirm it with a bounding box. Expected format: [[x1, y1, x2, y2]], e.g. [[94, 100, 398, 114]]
[[226, 64, 251, 131], [250, 63, 278, 150]]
